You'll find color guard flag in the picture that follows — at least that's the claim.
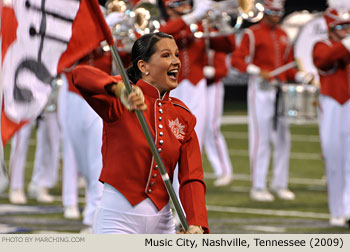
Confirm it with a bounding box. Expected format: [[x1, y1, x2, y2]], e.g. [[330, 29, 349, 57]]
[[1, 0, 114, 145]]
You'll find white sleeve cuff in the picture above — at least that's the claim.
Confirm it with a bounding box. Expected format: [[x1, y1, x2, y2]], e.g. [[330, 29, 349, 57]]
[[341, 36, 350, 51], [246, 64, 261, 75]]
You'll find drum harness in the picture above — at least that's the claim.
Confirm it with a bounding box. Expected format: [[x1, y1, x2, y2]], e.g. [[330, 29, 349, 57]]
[[273, 79, 282, 131]]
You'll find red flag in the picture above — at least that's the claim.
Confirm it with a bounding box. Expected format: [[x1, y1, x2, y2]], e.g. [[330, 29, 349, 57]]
[[1, 0, 113, 145]]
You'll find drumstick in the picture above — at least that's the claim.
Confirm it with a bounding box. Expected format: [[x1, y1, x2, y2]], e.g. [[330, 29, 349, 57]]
[[268, 61, 297, 77]]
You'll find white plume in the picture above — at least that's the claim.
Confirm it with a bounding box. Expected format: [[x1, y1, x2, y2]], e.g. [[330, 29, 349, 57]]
[[327, 0, 350, 11]]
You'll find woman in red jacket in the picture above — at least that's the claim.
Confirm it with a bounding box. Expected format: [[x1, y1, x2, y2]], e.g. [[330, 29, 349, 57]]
[[72, 32, 208, 234]]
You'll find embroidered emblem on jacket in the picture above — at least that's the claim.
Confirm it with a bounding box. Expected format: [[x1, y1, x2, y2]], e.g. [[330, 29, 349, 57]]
[[168, 118, 185, 140]]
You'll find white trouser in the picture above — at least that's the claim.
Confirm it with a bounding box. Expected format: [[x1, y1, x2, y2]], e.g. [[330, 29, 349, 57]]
[[30, 112, 60, 188], [93, 183, 176, 234], [57, 77, 79, 208], [248, 76, 291, 190], [9, 123, 33, 190], [318, 95, 350, 218], [10, 114, 60, 190], [204, 81, 233, 177], [170, 78, 207, 149], [66, 91, 103, 226]]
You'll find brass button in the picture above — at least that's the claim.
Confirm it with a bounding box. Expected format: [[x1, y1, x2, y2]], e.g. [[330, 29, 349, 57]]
[[159, 117, 162, 121], [154, 165, 158, 170], [159, 140, 164, 145], [148, 189, 152, 193], [158, 124, 163, 129], [158, 102, 162, 107], [159, 132, 164, 136], [158, 148, 162, 152], [153, 174, 157, 178], [159, 109, 163, 114], [150, 182, 154, 187]]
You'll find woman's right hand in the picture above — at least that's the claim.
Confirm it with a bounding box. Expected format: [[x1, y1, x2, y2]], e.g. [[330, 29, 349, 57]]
[[112, 82, 147, 111]]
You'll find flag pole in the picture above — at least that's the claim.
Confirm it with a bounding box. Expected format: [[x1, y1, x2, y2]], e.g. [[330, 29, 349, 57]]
[[110, 45, 189, 232]]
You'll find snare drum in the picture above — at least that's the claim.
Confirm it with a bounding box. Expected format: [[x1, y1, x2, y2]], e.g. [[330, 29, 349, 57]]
[[279, 83, 319, 123], [278, 12, 326, 123]]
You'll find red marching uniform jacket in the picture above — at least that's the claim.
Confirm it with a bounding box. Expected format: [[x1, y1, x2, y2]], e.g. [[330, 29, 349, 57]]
[[160, 18, 235, 85], [72, 65, 209, 233], [231, 22, 298, 82], [65, 48, 112, 95], [64, 48, 131, 94], [313, 40, 350, 104]]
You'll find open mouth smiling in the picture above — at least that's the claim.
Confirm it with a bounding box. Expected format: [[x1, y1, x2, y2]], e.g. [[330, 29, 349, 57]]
[[167, 69, 179, 80]]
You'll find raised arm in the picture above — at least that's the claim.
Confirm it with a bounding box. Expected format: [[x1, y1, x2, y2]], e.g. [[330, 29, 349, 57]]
[[313, 40, 350, 71], [72, 65, 124, 122]]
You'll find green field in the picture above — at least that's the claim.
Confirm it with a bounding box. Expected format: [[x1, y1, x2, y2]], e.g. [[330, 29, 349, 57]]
[[0, 113, 349, 234]]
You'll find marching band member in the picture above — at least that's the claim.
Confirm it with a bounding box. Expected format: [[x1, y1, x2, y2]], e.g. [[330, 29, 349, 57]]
[[57, 74, 81, 220], [203, 49, 233, 187], [158, 0, 235, 148], [8, 124, 33, 204], [231, 0, 311, 202], [73, 32, 208, 234], [313, 0, 350, 227], [8, 124, 32, 204], [9, 104, 60, 204], [157, 0, 234, 224], [27, 110, 60, 203], [63, 47, 111, 233]]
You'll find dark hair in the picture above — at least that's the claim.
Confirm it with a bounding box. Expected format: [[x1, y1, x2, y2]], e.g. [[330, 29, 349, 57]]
[[157, 0, 170, 21], [127, 32, 174, 83]]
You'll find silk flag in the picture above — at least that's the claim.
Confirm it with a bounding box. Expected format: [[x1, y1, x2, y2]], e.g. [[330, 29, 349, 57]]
[[1, 0, 114, 145]]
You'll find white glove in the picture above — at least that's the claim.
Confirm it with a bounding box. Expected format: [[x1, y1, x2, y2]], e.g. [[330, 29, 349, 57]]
[[182, 0, 213, 25], [295, 71, 314, 84], [203, 66, 215, 79], [341, 36, 350, 51], [106, 12, 125, 27], [246, 64, 261, 75], [120, 85, 145, 111]]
